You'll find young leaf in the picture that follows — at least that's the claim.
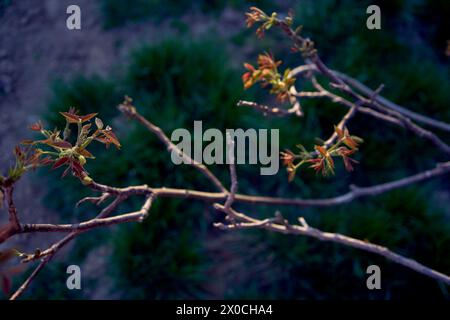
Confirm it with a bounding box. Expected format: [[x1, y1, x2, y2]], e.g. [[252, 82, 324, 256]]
[[52, 157, 70, 170], [95, 117, 104, 130]]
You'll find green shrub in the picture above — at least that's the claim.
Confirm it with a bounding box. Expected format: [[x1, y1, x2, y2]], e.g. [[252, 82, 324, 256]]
[[99, 0, 272, 29], [111, 200, 208, 299]]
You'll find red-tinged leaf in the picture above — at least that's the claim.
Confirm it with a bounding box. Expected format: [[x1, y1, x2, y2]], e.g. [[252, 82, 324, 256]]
[[40, 157, 53, 166], [52, 157, 70, 170], [343, 156, 358, 172], [27, 152, 41, 168], [242, 72, 255, 89], [14, 146, 23, 158], [54, 140, 73, 149], [77, 148, 94, 159], [242, 71, 251, 82], [256, 27, 265, 39], [249, 6, 265, 15], [334, 125, 344, 139], [101, 130, 121, 149], [337, 147, 356, 157], [343, 137, 358, 150], [80, 113, 98, 123], [243, 63, 255, 72], [71, 160, 86, 177], [315, 145, 327, 157], [1, 275, 11, 295], [343, 157, 353, 172], [82, 123, 92, 131], [95, 136, 109, 145], [281, 150, 297, 168], [287, 168, 296, 182], [29, 121, 43, 131], [44, 139, 72, 149], [60, 112, 81, 123], [325, 156, 335, 175], [60, 110, 98, 123]]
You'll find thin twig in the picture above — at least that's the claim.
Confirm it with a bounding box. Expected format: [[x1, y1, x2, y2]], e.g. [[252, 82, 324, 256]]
[[275, 21, 450, 155], [333, 70, 450, 132], [237, 100, 293, 117], [290, 64, 450, 132], [213, 205, 450, 285], [5, 186, 20, 230], [224, 132, 237, 209], [151, 161, 450, 207], [3, 162, 450, 247], [9, 194, 131, 299], [118, 98, 227, 193]]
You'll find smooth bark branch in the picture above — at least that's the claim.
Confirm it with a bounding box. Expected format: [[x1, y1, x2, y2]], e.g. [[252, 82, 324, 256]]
[[9, 195, 133, 300], [333, 70, 450, 132], [5, 186, 20, 230], [4, 161, 450, 241], [290, 64, 450, 132], [147, 162, 450, 207], [255, 16, 450, 159], [9, 256, 51, 300], [224, 132, 238, 210], [237, 100, 294, 117], [3, 162, 448, 255], [213, 205, 450, 285], [118, 99, 227, 193], [279, 23, 450, 156]]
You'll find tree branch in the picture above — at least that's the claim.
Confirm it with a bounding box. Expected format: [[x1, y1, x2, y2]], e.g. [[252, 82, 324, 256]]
[[9, 194, 135, 300], [5, 186, 20, 231], [118, 97, 227, 193], [213, 205, 450, 285]]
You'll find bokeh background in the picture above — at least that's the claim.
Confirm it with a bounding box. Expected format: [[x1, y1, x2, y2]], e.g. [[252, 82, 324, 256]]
[[0, 0, 449, 299]]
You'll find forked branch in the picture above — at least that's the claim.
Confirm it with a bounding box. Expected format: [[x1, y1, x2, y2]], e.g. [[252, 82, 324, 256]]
[[4, 7, 450, 300]]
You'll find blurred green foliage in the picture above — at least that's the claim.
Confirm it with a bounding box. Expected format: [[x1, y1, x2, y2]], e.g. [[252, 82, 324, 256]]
[[99, 0, 272, 29], [415, 0, 450, 59], [26, 0, 450, 299], [111, 200, 209, 299], [0, 0, 11, 17]]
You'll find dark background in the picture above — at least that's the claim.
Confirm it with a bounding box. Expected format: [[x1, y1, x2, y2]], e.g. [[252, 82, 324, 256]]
[[0, 0, 449, 299]]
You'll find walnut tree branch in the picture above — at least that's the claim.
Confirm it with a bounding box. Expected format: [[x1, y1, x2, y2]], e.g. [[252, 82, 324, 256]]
[[118, 97, 227, 193], [213, 205, 450, 285]]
